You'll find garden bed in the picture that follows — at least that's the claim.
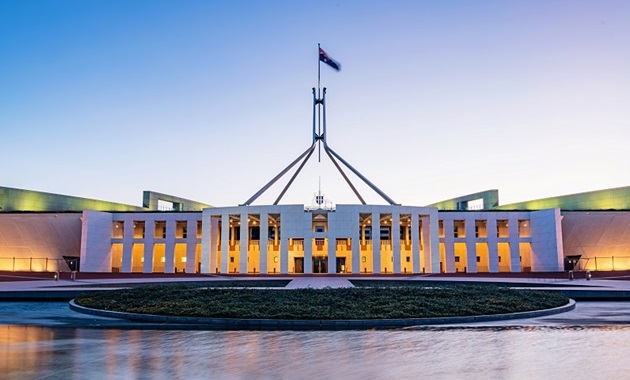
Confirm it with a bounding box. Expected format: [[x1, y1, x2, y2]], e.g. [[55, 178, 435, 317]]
[[74, 284, 569, 320]]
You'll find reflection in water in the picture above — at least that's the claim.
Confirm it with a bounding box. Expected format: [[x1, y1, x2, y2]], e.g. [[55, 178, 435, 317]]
[[2, 325, 630, 379]]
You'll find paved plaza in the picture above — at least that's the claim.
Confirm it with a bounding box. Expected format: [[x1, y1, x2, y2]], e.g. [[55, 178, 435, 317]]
[[1, 272, 630, 328], [2, 271, 630, 295]]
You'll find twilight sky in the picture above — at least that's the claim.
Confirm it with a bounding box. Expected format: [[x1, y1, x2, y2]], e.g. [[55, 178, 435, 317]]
[[1, 0, 629, 208]]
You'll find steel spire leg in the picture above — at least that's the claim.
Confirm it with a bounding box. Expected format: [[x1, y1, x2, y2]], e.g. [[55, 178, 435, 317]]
[[274, 144, 317, 205], [324, 146, 366, 205], [242, 143, 316, 206], [325, 144, 399, 206]]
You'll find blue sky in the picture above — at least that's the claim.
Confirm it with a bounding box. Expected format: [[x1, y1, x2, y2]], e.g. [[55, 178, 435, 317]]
[[1, 1, 629, 207]]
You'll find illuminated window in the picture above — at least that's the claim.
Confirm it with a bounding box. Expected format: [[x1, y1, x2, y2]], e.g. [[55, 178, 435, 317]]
[[155, 221, 166, 239], [475, 220, 487, 238], [497, 220, 509, 238], [453, 220, 465, 238], [518, 220, 531, 237], [133, 221, 145, 239], [112, 221, 124, 238]]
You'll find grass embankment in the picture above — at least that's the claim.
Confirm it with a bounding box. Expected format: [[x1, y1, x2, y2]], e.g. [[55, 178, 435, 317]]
[[74, 283, 569, 320]]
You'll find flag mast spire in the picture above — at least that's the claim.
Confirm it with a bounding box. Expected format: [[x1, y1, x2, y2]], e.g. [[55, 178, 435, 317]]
[[241, 45, 399, 206], [317, 43, 322, 161], [317, 43, 321, 96]]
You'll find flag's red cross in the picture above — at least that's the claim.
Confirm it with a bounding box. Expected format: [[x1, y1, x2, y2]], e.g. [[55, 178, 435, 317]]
[[319, 47, 340, 71]]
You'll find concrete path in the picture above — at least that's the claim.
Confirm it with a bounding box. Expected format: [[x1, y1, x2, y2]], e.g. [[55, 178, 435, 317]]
[[285, 277, 354, 289], [2, 272, 630, 298], [431, 300, 630, 327]]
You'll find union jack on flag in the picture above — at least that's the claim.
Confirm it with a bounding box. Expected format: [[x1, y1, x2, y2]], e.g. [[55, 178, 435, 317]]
[[319, 47, 341, 71]]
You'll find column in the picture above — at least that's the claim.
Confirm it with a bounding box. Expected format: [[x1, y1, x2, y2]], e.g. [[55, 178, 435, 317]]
[[304, 237, 313, 274], [280, 236, 289, 274], [509, 216, 521, 272], [201, 213, 211, 273], [426, 212, 440, 273], [328, 237, 336, 274], [487, 218, 499, 272], [443, 218, 455, 273], [209, 216, 219, 273], [186, 219, 197, 273], [221, 214, 229, 273], [352, 213, 360, 274], [411, 213, 420, 273], [142, 220, 154, 273], [465, 217, 477, 273], [392, 211, 401, 274], [259, 212, 268, 274], [121, 219, 133, 272], [372, 213, 381, 274], [240, 211, 249, 274], [164, 219, 176, 273]]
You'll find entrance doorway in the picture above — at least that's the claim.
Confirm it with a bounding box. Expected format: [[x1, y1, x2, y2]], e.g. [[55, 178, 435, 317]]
[[294, 258, 304, 273], [336, 257, 346, 273], [312, 256, 328, 273]]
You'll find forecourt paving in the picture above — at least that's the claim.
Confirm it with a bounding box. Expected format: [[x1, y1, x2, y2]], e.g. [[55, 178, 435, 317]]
[[3, 272, 630, 300], [1, 273, 630, 329]]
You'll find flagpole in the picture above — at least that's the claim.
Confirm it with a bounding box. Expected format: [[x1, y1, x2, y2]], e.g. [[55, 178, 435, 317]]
[[317, 43, 321, 96], [317, 43, 322, 162]]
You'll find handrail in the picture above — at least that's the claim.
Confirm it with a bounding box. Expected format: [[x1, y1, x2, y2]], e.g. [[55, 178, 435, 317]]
[[0, 257, 75, 272]]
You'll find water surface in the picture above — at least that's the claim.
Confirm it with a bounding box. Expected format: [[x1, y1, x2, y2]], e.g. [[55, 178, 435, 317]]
[[2, 301, 630, 379], [2, 324, 629, 379]]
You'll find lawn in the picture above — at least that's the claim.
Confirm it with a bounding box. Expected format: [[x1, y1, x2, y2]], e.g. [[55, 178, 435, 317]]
[[74, 283, 569, 320]]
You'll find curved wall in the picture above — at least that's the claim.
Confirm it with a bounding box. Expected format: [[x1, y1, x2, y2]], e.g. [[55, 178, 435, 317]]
[[562, 211, 630, 270], [0, 213, 82, 271]]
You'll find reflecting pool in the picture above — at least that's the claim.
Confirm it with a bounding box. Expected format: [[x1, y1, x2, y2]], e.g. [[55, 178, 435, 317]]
[[2, 324, 630, 379]]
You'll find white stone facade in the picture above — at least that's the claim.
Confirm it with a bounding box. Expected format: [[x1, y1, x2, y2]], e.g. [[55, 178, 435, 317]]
[[80, 211, 202, 273], [200, 204, 439, 275], [79, 205, 564, 274], [438, 209, 563, 273]]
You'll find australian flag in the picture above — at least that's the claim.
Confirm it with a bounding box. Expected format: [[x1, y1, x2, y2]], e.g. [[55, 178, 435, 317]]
[[319, 47, 341, 71]]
